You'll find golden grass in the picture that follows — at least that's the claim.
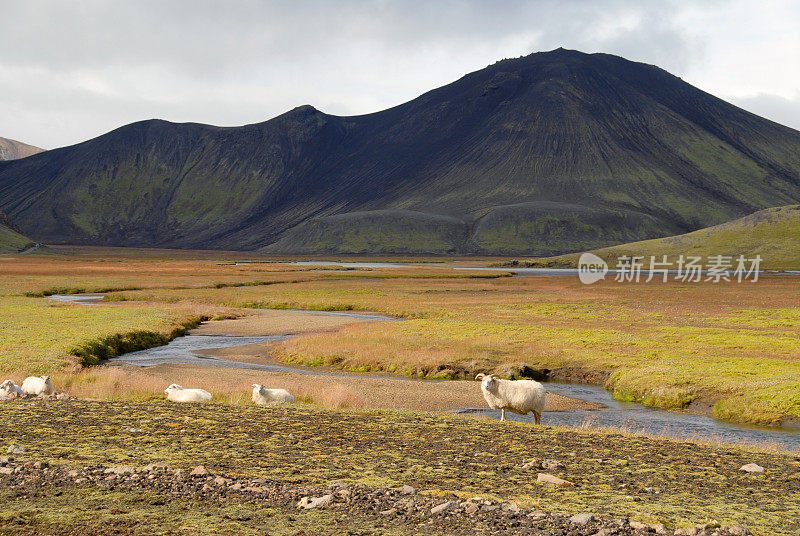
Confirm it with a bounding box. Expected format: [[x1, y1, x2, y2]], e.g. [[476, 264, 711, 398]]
[[3, 253, 799, 424], [49, 367, 368, 409]]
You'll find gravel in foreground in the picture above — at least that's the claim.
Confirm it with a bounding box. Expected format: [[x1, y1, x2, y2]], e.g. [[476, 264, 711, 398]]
[[0, 399, 798, 535]]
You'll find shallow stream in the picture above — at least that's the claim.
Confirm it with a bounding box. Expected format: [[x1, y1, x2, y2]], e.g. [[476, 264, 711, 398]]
[[47, 293, 800, 451]]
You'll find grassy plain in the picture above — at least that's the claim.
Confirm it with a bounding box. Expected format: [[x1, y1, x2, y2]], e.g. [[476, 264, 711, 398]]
[[0, 250, 799, 425]]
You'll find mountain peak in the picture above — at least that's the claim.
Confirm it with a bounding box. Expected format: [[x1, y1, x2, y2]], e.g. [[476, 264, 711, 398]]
[[0, 136, 45, 161], [2, 50, 800, 254]]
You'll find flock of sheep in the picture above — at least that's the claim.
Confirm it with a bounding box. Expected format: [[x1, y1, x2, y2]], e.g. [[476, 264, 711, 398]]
[[3, 374, 546, 423], [1, 376, 54, 397], [164, 383, 296, 406]]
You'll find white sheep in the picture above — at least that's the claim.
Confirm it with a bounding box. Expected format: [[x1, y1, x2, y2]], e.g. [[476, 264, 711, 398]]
[[252, 384, 295, 406], [21, 375, 54, 396], [0, 379, 24, 399], [475, 373, 546, 424], [164, 384, 212, 403]]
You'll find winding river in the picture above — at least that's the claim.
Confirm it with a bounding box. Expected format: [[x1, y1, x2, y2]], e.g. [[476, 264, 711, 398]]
[[48, 293, 800, 452]]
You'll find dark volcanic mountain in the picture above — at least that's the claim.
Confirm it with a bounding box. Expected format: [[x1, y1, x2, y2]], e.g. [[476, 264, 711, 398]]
[[2, 48, 800, 254], [0, 137, 45, 161]]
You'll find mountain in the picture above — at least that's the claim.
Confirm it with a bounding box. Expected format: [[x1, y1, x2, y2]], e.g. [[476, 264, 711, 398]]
[[1, 48, 800, 254], [544, 205, 800, 270], [0, 137, 45, 161], [0, 212, 34, 253]]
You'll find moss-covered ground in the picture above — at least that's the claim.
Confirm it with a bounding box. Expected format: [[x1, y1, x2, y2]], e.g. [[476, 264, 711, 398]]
[[0, 400, 798, 535]]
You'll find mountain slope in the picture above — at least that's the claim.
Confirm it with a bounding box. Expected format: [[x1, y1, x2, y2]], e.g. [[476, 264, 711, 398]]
[[1, 48, 800, 254], [0, 212, 34, 253], [0, 137, 45, 161], [548, 205, 800, 270]]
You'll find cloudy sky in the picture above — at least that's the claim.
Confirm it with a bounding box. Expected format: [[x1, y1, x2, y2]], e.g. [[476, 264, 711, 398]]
[[2, 0, 799, 149]]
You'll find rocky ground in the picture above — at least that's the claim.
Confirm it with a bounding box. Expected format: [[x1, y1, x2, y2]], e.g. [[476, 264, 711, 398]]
[[0, 399, 798, 535]]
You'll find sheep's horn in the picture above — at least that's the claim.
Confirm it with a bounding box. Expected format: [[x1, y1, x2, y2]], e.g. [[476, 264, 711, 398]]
[[475, 373, 486, 381]]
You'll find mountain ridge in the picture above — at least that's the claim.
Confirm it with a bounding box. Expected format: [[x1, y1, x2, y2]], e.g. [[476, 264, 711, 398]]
[[1, 48, 800, 254]]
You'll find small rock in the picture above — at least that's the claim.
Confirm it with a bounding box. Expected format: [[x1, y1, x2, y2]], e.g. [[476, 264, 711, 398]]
[[230, 482, 243, 491], [213, 476, 230, 486], [502, 502, 520, 514], [297, 494, 333, 509], [537, 473, 573, 487], [431, 501, 454, 515], [380, 507, 397, 516], [395, 484, 416, 495], [244, 486, 265, 493], [521, 459, 541, 470], [104, 466, 135, 475], [542, 459, 565, 470], [190, 465, 210, 477], [629, 520, 649, 530], [463, 502, 479, 515], [728, 525, 750, 536], [7, 445, 25, 455], [0, 456, 10, 465], [0, 467, 12, 475], [739, 463, 764, 473], [651, 523, 667, 534], [528, 510, 548, 519], [74, 477, 87, 484], [144, 462, 170, 472], [173, 469, 185, 478], [67, 470, 80, 478], [569, 513, 594, 525]]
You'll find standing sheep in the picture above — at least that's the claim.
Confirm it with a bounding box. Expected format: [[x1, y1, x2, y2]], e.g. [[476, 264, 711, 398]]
[[21, 376, 54, 396], [0, 380, 24, 399], [252, 384, 295, 406], [164, 384, 212, 403], [475, 373, 546, 424]]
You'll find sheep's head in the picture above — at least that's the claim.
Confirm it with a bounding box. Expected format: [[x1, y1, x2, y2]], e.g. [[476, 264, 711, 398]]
[[475, 373, 498, 391], [164, 384, 182, 395], [41, 375, 51, 383], [252, 384, 264, 393], [0, 380, 12, 390]]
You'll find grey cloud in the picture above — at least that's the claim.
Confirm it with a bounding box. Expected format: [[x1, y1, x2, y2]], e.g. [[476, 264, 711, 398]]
[[730, 94, 800, 131], [0, 1, 797, 148]]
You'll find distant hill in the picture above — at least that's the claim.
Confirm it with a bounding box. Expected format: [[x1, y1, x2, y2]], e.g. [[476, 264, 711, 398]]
[[2, 48, 800, 254], [0, 137, 44, 161], [0, 212, 34, 253], [538, 205, 800, 270]]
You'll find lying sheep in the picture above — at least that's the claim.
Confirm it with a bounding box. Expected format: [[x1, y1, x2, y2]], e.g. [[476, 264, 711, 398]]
[[252, 384, 295, 406], [164, 384, 212, 403], [21, 375, 54, 396], [0, 379, 24, 399], [475, 373, 546, 424]]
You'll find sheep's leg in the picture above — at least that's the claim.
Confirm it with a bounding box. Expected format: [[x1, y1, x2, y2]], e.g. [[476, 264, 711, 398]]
[[533, 411, 541, 425], [500, 409, 506, 422]]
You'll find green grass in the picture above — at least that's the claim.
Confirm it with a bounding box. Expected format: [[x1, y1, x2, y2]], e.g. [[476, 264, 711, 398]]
[[0, 223, 33, 254], [533, 205, 800, 270], [0, 296, 201, 374]]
